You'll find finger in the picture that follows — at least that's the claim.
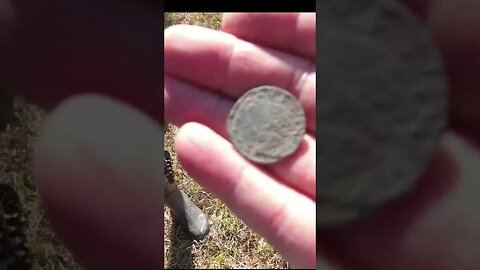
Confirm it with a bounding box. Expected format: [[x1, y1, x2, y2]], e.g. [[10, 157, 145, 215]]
[[397, 0, 480, 140], [174, 122, 316, 269], [398, 0, 433, 21], [0, 0, 162, 124], [164, 25, 316, 133], [221, 13, 316, 59], [164, 75, 230, 134], [319, 132, 480, 270], [424, 0, 480, 140], [165, 75, 316, 198], [33, 94, 164, 270]]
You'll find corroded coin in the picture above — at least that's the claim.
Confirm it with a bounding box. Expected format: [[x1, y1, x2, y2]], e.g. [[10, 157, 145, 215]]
[[227, 85, 306, 164], [317, 0, 447, 226]]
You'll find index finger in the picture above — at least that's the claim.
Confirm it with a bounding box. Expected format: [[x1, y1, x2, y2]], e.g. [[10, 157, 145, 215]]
[[221, 13, 316, 59], [399, 0, 480, 139], [164, 25, 316, 133]]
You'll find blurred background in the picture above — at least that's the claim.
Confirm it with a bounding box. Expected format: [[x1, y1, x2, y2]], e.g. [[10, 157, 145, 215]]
[[0, 12, 290, 270]]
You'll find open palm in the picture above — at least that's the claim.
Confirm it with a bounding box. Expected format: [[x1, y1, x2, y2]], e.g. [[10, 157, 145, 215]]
[[164, 13, 317, 269]]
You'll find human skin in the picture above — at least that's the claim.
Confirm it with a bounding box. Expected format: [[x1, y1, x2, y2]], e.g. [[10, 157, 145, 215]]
[[0, 1, 479, 270]]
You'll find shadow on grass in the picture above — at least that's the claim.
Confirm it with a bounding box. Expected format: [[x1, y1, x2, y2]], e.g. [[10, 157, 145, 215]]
[[167, 214, 194, 269]]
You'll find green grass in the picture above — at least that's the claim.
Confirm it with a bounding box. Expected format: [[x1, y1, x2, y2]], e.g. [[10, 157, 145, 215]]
[[164, 13, 290, 269]]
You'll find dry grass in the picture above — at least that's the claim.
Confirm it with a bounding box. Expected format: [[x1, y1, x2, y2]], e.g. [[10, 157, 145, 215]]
[[165, 13, 223, 29], [0, 98, 82, 269], [164, 124, 289, 269], [164, 13, 290, 269]]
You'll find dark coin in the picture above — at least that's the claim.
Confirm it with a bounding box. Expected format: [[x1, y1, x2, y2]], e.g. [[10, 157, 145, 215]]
[[317, 0, 447, 226], [227, 85, 306, 164]]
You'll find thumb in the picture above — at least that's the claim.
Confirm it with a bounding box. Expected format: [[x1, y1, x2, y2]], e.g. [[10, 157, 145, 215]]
[[33, 94, 165, 270]]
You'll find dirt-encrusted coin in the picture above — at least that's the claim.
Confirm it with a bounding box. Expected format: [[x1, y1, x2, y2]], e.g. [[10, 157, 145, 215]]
[[227, 85, 306, 164], [317, 0, 447, 226]]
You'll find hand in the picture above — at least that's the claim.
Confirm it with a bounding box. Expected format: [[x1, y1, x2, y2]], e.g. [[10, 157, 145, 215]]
[[0, 1, 165, 269], [164, 13, 316, 268], [316, 1, 480, 270], [0, 1, 477, 269]]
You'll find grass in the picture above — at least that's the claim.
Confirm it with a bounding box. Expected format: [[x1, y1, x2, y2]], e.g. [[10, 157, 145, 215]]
[[0, 97, 81, 269], [164, 124, 289, 269], [165, 13, 223, 29], [164, 13, 290, 269]]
